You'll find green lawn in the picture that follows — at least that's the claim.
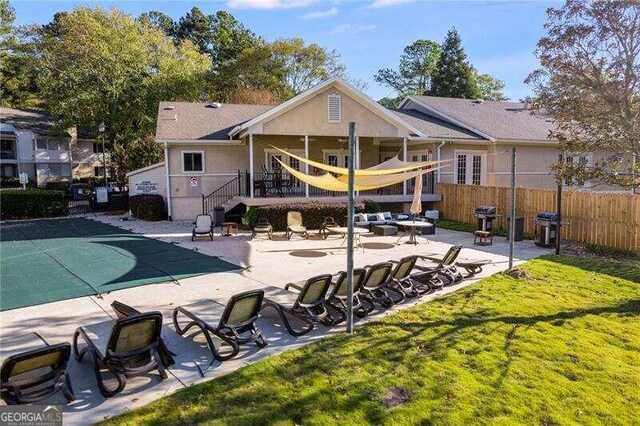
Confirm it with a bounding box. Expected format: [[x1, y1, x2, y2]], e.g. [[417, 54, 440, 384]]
[[104, 256, 640, 425]]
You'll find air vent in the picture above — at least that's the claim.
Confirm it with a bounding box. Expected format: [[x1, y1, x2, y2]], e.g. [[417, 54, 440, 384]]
[[164, 105, 175, 110], [471, 99, 484, 104], [328, 94, 341, 123], [206, 102, 223, 109]]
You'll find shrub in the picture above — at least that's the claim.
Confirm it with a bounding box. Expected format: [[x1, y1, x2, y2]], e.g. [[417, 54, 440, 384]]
[[0, 189, 68, 219], [43, 181, 71, 191], [248, 202, 364, 232], [363, 199, 382, 213], [0, 177, 35, 188], [129, 194, 166, 221]]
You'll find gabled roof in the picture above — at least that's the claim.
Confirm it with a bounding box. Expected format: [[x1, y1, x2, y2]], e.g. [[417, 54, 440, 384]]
[[389, 109, 483, 141], [0, 107, 71, 138], [156, 102, 273, 141], [401, 96, 555, 142], [228, 78, 425, 139]]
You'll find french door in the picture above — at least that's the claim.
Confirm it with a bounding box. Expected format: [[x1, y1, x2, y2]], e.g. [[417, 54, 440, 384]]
[[455, 151, 486, 186]]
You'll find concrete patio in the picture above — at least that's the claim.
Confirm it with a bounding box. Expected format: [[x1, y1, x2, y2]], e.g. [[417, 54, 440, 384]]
[[0, 214, 552, 425]]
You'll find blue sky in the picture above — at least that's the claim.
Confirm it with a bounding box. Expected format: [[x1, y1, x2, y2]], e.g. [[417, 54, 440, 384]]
[[12, 0, 557, 101]]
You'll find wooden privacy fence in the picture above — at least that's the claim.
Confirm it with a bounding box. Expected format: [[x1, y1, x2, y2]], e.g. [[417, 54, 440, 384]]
[[435, 183, 640, 252]]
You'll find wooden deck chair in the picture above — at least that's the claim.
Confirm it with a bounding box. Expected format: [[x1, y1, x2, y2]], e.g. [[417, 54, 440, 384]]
[[251, 218, 273, 240], [412, 245, 464, 292], [262, 274, 333, 336], [286, 211, 308, 240], [325, 268, 373, 324], [173, 290, 267, 363], [192, 214, 214, 241], [0, 333, 74, 404], [360, 262, 405, 308], [73, 312, 166, 398]]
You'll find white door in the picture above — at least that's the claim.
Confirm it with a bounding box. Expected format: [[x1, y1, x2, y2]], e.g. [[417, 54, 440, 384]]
[[455, 151, 486, 185]]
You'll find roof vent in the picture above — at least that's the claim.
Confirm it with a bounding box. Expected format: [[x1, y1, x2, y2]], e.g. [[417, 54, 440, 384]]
[[164, 105, 175, 110], [206, 102, 223, 109], [471, 99, 484, 104]]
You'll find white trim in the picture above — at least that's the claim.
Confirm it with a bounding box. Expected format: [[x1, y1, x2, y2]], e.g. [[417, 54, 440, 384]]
[[168, 173, 235, 177], [181, 150, 205, 174], [453, 149, 487, 185], [229, 78, 425, 138], [304, 135, 309, 198], [249, 134, 254, 198], [265, 148, 304, 172], [126, 161, 165, 177]]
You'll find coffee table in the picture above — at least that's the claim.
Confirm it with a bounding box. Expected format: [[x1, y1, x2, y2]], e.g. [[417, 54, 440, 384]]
[[221, 222, 239, 236], [328, 226, 369, 252], [396, 220, 432, 245]]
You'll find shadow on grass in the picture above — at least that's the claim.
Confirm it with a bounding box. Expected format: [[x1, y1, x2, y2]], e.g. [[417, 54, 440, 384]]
[[541, 254, 640, 283]]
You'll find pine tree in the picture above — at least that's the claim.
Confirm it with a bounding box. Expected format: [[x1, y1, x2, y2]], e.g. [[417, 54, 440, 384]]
[[429, 28, 480, 99]]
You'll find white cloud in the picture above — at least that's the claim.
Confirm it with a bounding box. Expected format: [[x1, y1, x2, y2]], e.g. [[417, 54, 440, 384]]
[[226, 0, 317, 10], [299, 7, 338, 20], [330, 23, 377, 35], [368, 0, 412, 8]]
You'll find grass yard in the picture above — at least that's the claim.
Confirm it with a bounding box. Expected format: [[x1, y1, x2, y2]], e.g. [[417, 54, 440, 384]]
[[105, 255, 640, 425]]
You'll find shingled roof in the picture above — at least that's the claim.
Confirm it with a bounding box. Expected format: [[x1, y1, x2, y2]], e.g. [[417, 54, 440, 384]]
[[0, 108, 70, 137], [404, 96, 555, 141], [389, 108, 482, 141]]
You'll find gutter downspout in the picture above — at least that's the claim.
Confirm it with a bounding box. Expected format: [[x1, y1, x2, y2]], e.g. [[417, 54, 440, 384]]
[[164, 142, 172, 221], [436, 141, 446, 183]]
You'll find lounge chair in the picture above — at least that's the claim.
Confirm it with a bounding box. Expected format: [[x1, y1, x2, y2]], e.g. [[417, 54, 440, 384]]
[[286, 211, 308, 240], [192, 214, 214, 241], [411, 245, 464, 292], [319, 216, 340, 239], [251, 218, 273, 240], [360, 262, 404, 308], [173, 290, 267, 363], [325, 268, 373, 323], [455, 260, 492, 278], [73, 311, 167, 398], [387, 256, 421, 297], [262, 274, 333, 336], [0, 333, 74, 404]]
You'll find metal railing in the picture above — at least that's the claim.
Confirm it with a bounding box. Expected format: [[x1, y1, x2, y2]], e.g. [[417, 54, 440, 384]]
[[202, 170, 249, 215]]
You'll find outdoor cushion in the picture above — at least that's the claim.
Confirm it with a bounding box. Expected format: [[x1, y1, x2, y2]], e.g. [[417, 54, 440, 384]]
[[366, 214, 379, 222], [374, 213, 386, 222], [354, 213, 366, 223], [288, 225, 307, 233], [194, 215, 212, 233], [382, 211, 393, 220]]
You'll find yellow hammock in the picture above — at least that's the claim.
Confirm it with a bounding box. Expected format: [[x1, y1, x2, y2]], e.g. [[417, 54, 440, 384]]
[[274, 158, 441, 192], [270, 146, 438, 176]]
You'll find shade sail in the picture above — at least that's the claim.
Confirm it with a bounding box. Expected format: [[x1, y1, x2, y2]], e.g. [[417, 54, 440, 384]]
[[274, 158, 441, 192], [271, 146, 436, 176]]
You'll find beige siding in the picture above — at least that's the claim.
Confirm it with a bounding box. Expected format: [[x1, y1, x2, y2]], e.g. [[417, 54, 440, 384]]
[[72, 140, 106, 179]]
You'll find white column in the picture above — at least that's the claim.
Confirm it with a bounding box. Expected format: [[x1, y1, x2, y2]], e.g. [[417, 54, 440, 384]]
[[249, 134, 254, 198], [402, 137, 408, 195], [304, 135, 309, 198], [164, 142, 172, 221]]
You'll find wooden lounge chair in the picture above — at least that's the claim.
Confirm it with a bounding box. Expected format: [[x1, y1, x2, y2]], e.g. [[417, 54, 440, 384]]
[[286, 211, 308, 240], [251, 218, 273, 240], [173, 290, 267, 363], [192, 214, 214, 241], [262, 274, 333, 336], [0, 333, 74, 405], [411, 245, 464, 292], [325, 268, 373, 324], [360, 262, 404, 308], [319, 216, 340, 239], [73, 311, 167, 398]]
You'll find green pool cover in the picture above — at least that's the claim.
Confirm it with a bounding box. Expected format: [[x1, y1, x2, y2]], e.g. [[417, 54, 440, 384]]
[[0, 218, 240, 311]]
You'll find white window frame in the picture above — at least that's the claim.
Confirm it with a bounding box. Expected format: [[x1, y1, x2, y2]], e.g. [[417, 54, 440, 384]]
[[264, 148, 304, 172], [564, 153, 593, 188], [322, 149, 352, 168], [454, 149, 487, 186], [327, 94, 342, 124], [181, 150, 205, 174]]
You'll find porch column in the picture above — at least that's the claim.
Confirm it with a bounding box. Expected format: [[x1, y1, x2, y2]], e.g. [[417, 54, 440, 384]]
[[249, 134, 254, 198], [402, 137, 408, 195], [304, 135, 309, 197], [355, 136, 360, 196]]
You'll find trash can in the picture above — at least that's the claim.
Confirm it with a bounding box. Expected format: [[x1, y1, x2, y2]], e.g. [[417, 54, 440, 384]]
[[507, 216, 524, 242], [108, 192, 128, 211], [213, 207, 226, 227]]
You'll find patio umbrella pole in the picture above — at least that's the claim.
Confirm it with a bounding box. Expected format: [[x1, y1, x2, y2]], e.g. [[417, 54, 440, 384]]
[[346, 122, 356, 334]]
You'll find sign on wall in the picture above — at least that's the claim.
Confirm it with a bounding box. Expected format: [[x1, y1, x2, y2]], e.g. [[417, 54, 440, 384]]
[[190, 176, 199, 187], [133, 180, 159, 194]]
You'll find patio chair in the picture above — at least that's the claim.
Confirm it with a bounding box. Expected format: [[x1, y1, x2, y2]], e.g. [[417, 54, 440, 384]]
[[387, 256, 421, 297], [262, 274, 333, 336], [73, 311, 167, 398], [360, 262, 404, 308], [319, 216, 340, 239], [192, 214, 214, 241], [411, 245, 464, 293], [286, 211, 308, 240], [173, 290, 267, 363], [252, 218, 273, 240], [325, 268, 374, 324], [455, 260, 492, 278], [1, 333, 74, 405]]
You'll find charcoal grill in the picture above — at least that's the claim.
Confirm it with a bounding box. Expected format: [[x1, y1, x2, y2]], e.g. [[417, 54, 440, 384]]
[[474, 206, 498, 232], [534, 211, 559, 247]]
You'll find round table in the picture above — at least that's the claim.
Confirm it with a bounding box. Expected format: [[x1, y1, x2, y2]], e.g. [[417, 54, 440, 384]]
[[328, 226, 369, 252], [396, 220, 432, 245]]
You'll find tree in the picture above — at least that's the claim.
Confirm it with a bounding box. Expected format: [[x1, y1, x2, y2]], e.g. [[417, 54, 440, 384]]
[[429, 28, 480, 99], [175, 7, 213, 55], [138, 11, 175, 39], [374, 39, 440, 106], [526, 0, 640, 188], [473, 70, 508, 101], [34, 7, 210, 184]]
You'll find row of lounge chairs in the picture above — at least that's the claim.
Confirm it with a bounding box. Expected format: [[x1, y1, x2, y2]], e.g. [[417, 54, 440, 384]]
[[0, 246, 489, 405]]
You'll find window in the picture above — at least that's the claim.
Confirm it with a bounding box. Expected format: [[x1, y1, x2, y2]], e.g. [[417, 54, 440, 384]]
[[93, 142, 112, 153], [455, 150, 486, 185], [94, 166, 112, 178], [37, 139, 47, 150], [328, 94, 342, 123], [564, 155, 590, 186], [182, 151, 204, 173]]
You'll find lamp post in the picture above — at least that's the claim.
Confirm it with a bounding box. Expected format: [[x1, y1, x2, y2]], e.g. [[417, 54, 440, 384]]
[[98, 123, 107, 189]]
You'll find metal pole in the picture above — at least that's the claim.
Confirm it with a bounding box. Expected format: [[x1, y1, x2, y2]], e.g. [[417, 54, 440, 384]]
[[102, 138, 108, 188], [346, 122, 356, 334], [556, 153, 563, 255], [508, 147, 516, 270], [304, 135, 310, 198]]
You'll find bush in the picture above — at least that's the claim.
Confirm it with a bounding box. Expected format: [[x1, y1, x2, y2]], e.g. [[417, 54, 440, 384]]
[[363, 199, 382, 213], [246, 202, 364, 232], [0, 189, 68, 219], [0, 177, 35, 189], [43, 181, 71, 191], [129, 194, 166, 221]]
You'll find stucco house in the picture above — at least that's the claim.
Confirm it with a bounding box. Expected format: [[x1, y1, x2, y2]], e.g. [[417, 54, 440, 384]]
[[0, 108, 109, 186], [131, 78, 588, 221]]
